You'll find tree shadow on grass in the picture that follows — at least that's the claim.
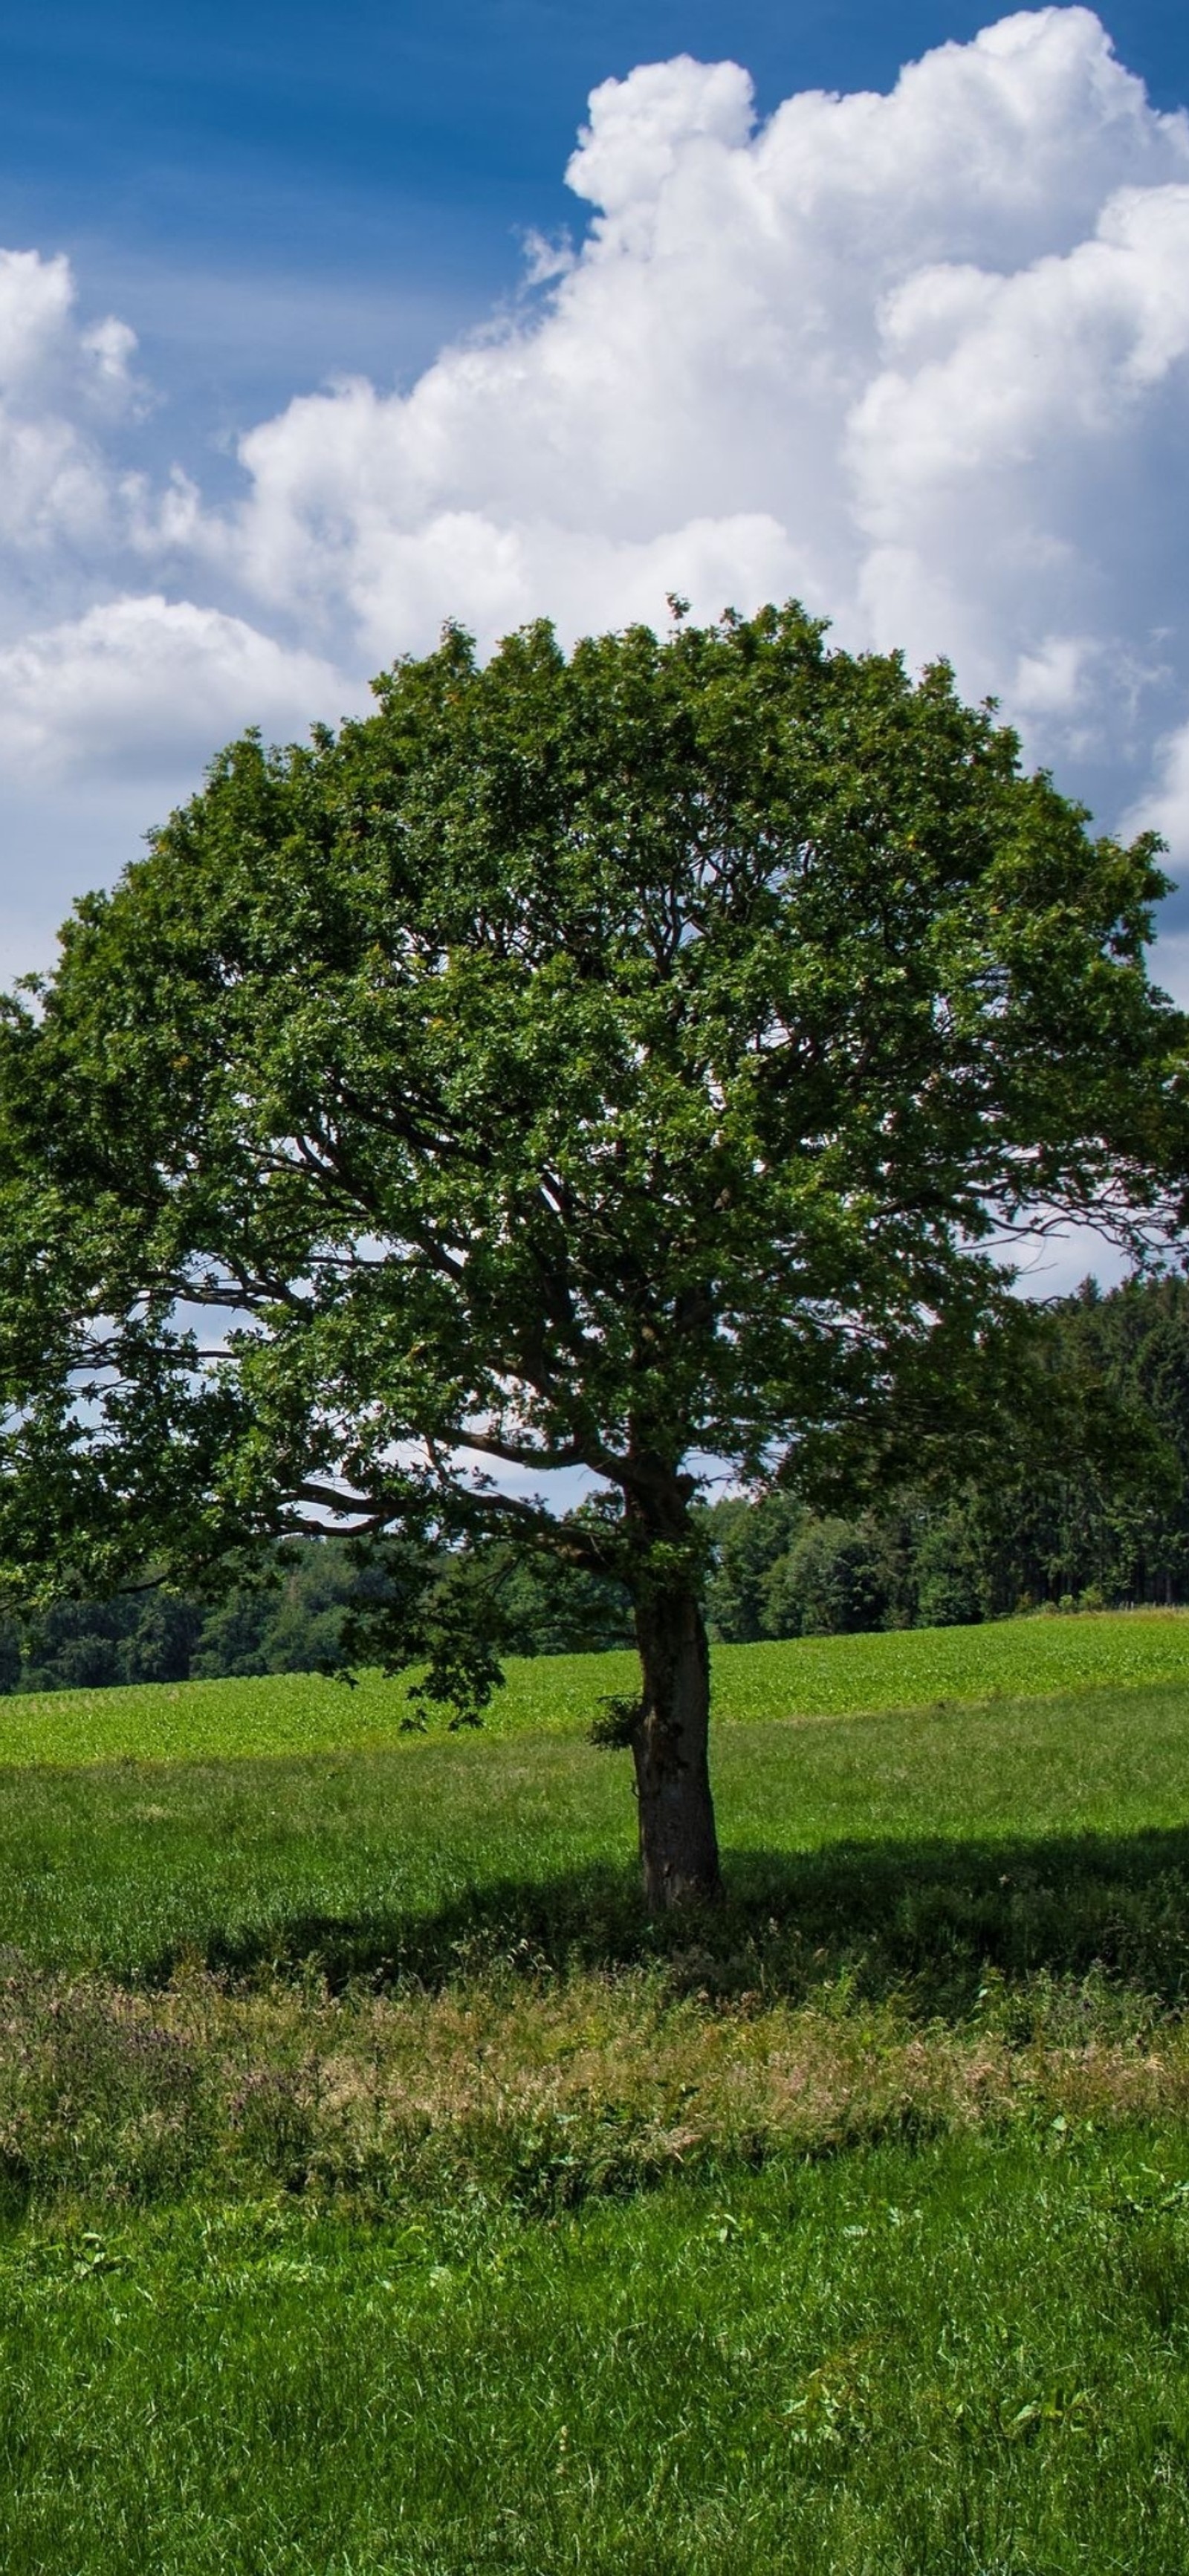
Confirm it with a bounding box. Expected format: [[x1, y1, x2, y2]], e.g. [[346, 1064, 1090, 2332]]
[[193, 1825, 1189, 2018]]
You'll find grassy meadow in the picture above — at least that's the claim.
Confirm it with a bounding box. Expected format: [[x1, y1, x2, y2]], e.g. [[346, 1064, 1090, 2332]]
[[2, 1612, 1189, 2568]]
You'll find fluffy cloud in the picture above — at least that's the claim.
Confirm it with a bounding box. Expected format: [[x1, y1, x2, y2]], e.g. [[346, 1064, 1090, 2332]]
[[2, 7, 1189, 963], [0, 247, 137, 413], [0, 595, 347, 780], [0, 249, 141, 566], [166, 5, 1188, 885], [0, 594, 351, 982]]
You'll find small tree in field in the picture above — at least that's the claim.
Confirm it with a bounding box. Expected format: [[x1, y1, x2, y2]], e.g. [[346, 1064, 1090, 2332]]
[[0, 605, 1183, 1904]]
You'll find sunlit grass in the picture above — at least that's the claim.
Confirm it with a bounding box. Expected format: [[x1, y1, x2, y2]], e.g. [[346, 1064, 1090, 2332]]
[[2, 1681, 1189, 1979], [1, 1607, 1188, 1767], [4, 1635, 1189, 2566], [2, 2132, 1188, 2572]]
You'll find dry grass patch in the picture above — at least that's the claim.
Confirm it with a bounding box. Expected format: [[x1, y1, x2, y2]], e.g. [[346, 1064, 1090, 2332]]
[[2, 1956, 1187, 2213]]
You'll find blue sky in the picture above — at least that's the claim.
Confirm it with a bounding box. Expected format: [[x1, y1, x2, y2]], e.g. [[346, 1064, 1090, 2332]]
[[0, 0, 1186, 1042]]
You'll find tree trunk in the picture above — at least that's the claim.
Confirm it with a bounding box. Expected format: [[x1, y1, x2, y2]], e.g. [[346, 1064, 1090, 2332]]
[[631, 1583, 722, 1909]]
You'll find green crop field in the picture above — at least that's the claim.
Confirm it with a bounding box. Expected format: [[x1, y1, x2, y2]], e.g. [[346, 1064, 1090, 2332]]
[[1, 1604, 1188, 1766], [2, 1615, 1189, 2569]]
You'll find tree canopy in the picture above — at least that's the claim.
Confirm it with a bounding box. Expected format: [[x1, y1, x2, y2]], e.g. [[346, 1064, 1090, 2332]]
[[0, 603, 1184, 1901]]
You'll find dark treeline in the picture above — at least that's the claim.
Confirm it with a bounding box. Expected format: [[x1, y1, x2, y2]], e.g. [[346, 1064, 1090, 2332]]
[[708, 1274, 1189, 1640], [0, 1535, 635, 1696], [4, 1275, 1188, 1692]]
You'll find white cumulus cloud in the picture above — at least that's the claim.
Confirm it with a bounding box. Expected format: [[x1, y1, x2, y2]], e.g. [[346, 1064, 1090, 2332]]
[[0, 596, 349, 780], [167, 5, 1189, 876], [0, 249, 143, 565]]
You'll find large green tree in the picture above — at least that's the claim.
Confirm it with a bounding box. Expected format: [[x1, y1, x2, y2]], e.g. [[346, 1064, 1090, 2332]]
[[0, 605, 1183, 1903]]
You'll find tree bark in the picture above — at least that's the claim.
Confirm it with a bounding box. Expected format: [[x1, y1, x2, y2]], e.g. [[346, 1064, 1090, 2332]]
[[630, 1583, 722, 1909]]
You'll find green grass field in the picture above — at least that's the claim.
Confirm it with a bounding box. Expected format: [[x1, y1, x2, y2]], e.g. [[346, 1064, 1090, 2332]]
[[2, 1613, 1189, 2569], [1, 1604, 1188, 1765]]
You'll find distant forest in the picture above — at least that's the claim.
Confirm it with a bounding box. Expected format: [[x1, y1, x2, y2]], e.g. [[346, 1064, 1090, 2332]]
[[4, 1274, 1189, 1694]]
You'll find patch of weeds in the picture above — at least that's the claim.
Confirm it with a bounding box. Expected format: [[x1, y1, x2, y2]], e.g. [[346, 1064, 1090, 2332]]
[[0, 1965, 216, 2203], [0, 1950, 1185, 2225], [228, 2066, 320, 2192]]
